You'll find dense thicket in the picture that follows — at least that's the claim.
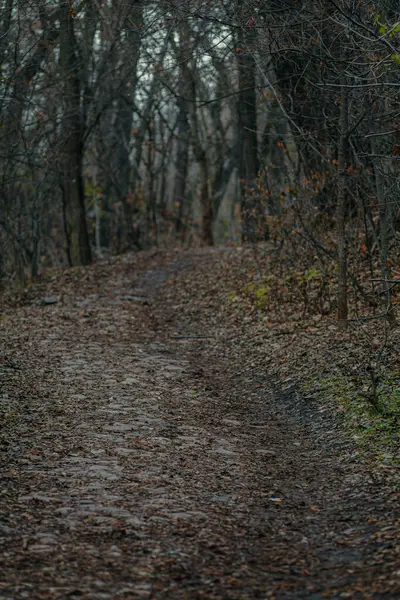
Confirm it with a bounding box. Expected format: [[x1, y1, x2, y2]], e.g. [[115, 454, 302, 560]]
[[0, 0, 399, 326]]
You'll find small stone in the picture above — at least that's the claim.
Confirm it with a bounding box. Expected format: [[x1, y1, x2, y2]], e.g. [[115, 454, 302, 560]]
[[28, 544, 54, 553], [121, 377, 137, 385], [43, 296, 58, 305], [211, 448, 237, 456], [222, 419, 241, 426], [104, 423, 133, 432], [123, 295, 151, 303], [74, 300, 89, 308]]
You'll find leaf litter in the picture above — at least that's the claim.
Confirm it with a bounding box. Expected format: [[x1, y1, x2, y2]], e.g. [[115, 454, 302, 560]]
[[0, 247, 399, 599]]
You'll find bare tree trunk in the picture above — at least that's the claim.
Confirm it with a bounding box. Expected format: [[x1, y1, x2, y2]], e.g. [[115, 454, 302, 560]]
[[337, 80, 349, 330], [236, 4, 259, 243], [113, 0, 143, 249], [171, 24, 214, 246], [199, 152, 214, 246], [200, 32, 235, 218], [59, 1, 91, 266], [93, 165, 101, 258], [0, 0, 13, 67], [31, 190, 41, 281], [370, 128, 396, 326], [174, 84, 190, 241], [157, 115, 170, 224], [145, 124, 158, 246]]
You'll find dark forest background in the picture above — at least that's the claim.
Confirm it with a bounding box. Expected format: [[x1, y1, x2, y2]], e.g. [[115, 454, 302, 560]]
[[1, 0, 399, 328]]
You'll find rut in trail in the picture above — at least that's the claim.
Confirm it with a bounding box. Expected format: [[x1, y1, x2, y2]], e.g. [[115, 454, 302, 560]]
[[0, 250, 399, 599]]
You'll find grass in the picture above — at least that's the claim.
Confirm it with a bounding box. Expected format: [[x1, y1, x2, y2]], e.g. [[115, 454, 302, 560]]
[[302, 374, 400, 465]]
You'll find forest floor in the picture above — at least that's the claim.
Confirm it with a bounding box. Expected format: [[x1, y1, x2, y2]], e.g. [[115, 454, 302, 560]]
[[0, 246, 399, 599]]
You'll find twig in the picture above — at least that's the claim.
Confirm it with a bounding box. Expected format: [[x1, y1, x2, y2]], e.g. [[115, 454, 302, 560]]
[[348, 313, 391, 322], [370, 279, 400, 284], [172, 335, 210, 340]]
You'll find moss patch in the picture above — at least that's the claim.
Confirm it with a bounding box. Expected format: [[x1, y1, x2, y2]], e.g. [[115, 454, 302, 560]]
[[302, 374, 400, 465]]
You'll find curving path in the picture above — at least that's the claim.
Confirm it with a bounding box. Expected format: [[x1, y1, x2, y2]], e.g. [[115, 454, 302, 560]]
[[0, 251, 399, 599]]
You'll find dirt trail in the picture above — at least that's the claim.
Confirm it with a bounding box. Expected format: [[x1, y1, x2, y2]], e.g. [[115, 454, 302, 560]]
[[0, 250, 399, 599]]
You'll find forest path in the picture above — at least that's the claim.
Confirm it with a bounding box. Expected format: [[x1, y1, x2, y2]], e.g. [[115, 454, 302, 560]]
[[0, 249, 399, 599]]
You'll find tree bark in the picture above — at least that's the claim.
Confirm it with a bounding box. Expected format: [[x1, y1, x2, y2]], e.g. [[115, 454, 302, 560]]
[[199, 152, 214, 246], [174, 90, 190, 241], [0, 0, 13, 67], [113, 0, 143, 249], [236, 4, 259, 243], [336, 80, 349, 330], [172, 24, 214, 245], [59, 0, 91, 266]]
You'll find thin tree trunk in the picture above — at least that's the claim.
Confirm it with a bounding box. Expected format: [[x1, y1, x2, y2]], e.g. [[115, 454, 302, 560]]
[[236, 4, 259, 243], [199, 152, 214, 246], [31, 191, 41, 281], [370, 131, 396, 326], [337, 80, 349, 330], [174, 80, 190, 241], [113, 0, 143, 248], [59, 1, 91, 266], [0, 0, 13, 67], [171, 24, 214, 246], [145, 124, 158, 246], [93, 165, 101, 257], [157, 116, 169, 223]]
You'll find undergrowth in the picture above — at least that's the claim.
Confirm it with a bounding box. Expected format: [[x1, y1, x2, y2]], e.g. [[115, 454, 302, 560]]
[[302, 375, 400, 465], [219, 233, 400, 464]]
